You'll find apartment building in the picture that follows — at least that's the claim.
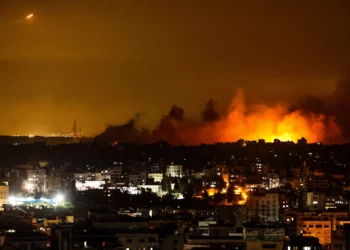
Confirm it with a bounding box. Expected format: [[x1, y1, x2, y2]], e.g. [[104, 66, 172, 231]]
[[247, 193, 279, 222], [297, 218, 331, 246], [166, 165, 183, 178]]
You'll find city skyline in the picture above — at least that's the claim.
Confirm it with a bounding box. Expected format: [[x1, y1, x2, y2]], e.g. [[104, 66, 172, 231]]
[[2, 2, 350, 248]]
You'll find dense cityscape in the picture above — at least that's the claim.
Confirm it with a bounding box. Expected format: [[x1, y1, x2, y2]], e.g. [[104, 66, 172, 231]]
[[2, 0, 350, 249], [0, 137, 347, 249]]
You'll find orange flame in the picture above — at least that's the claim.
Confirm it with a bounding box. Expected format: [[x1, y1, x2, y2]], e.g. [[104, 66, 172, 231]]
[[185, 90, 342, 144], [234, 186, 248, 205]]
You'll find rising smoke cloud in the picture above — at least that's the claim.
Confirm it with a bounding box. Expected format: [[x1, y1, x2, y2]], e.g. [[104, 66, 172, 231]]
[[292, 77, 350, 141], [95, 79, 350, 145], [94, 115, 150, 144]]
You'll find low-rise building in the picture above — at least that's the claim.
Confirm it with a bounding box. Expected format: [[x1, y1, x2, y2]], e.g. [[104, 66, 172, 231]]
[[297, 217, 331, 246], [245, 228, 285, 250], [138, 185, 162, 196], [197, 221, 217, 236], [116, 231, 159, 249], [148, 173, 163, 183], [286, 236, 322, 250], [75, 180, 105, 191]]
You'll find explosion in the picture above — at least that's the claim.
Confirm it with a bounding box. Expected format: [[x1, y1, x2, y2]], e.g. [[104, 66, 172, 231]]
[[95, 84, 347, 145], [151, 90, 341, 145], [216, 90, 341, 144]]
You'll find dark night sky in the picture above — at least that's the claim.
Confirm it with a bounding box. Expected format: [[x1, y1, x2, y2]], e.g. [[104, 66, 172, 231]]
[[0, 0, 349, 135]]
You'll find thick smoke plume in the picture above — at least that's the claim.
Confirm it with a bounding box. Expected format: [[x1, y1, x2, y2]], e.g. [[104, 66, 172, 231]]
[[202, 100, 220, 122], [95, 79, 350, 145], [94, 116, 150, 144], [293, 77, 350, 141]]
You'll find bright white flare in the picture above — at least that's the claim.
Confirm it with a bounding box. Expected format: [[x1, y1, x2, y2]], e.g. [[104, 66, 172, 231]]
[[27, 14, 34, 19], [55, 194, 64, 203]]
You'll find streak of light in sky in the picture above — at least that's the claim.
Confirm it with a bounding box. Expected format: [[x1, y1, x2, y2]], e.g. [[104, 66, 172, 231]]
[[8, 13, 34, 25]]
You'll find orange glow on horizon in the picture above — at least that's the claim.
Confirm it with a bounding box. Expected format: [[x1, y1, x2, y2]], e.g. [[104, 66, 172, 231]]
[[219, 91, 341, 143], [182, 90, 342, 145]]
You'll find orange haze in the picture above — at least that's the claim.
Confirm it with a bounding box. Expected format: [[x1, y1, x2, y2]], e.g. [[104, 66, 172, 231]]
[[96, 90, 343, 145], [185, 90, 342, 144]]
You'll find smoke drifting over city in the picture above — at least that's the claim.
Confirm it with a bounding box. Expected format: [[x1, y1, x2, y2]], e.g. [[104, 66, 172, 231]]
[[292, 77, 350, 140], [95, 78, 350, 146]]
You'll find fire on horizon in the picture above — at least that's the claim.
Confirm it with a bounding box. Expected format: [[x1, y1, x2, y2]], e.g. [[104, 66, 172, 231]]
[[94, 89, 343, 146], [1, 1, 350, 142]]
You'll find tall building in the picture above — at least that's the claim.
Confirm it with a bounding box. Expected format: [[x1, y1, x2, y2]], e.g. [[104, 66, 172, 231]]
[[332, 223, 350, 250], [166, 165, 183, 178], [251, 163, 268, 175], [25, 169, 47, 193], [110, 165, 123, 184], [291, 166, 311, 179], [247, 193, 279, 222], [47, 176, 62, 191], [305, 192, 326, 211]]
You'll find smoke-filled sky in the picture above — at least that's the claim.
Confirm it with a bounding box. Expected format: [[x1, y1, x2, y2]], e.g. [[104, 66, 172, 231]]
[[0, 0, 350, 136]]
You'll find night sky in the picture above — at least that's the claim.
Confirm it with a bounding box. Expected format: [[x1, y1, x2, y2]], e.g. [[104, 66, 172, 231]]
[[1, 0, 350, 136]]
